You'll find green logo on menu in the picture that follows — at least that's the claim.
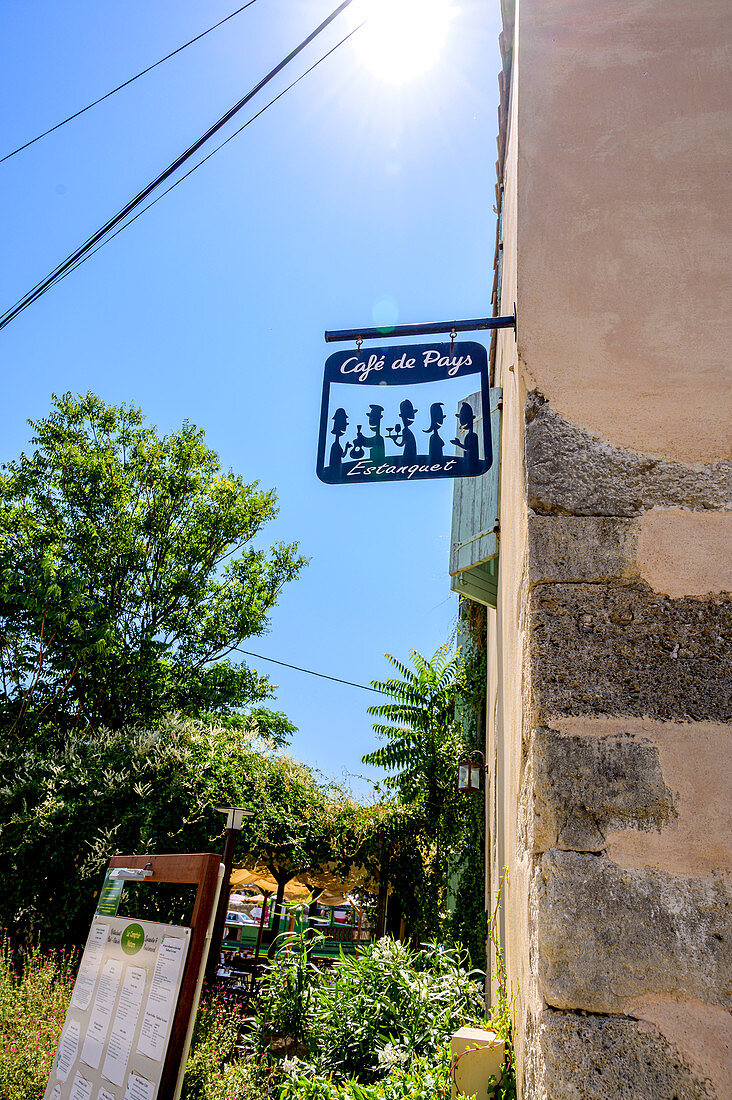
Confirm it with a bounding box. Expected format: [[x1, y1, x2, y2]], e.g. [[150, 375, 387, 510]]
[[121, 923, 145, 955]]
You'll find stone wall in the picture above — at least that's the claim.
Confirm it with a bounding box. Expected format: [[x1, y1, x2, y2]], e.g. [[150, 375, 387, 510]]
[[485, 2, 732, 1094], [518, 392, 732, 1098]]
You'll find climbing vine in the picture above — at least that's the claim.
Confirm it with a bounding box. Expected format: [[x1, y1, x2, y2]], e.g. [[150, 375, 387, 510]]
[[445, 599, 489, 967]]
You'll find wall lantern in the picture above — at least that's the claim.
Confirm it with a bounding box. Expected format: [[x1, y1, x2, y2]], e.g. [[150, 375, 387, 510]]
[[458, 750, 487, 794]]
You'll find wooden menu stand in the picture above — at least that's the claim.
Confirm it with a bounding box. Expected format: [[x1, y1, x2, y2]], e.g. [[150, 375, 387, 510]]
[[108, 852, 223, 1100]]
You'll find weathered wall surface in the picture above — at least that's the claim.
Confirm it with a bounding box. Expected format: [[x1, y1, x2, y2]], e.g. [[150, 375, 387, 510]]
[[493, 385, 732, 1099], [516, 394, 732, 1098], [488, 1, 732, 1096], [524, 1010, 722, 1100]]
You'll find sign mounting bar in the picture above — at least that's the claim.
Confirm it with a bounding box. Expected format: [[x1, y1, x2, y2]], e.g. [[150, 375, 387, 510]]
[[324, 314, 516, 344]]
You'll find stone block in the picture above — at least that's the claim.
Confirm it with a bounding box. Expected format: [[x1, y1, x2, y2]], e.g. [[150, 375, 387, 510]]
[[533, 851, 731, 1014], [525, 392, 732, 517], [528, 515, 639, 586], [525, 726, 677, 855], [530, 582, 732, 722], [525, 1009, 716, 1099]]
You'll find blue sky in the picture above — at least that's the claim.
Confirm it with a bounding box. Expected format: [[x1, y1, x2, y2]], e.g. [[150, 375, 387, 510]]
[[0, 0, 501, 794]]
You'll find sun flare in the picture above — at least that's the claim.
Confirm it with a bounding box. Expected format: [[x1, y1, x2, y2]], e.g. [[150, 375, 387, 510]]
[[352, 0, 454, 86]]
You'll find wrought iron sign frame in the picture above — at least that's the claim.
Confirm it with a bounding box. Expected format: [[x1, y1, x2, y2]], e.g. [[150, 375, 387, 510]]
[[323, 312, 517, 345], [317, 313, 515, 488], [316, 339, 492, 485]]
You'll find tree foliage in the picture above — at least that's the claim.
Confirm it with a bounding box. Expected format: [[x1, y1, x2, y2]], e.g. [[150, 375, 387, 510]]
[[240, 755, 366, 886], [447, 604, 489, 965], [0, 393, 306, 735], [361, 644, 488, 955], [362, 644, 466, 830], [0, 717, 383, 947]]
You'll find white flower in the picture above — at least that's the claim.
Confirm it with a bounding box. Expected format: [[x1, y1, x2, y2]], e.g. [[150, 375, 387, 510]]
[[377, 1043, 410, 1069]]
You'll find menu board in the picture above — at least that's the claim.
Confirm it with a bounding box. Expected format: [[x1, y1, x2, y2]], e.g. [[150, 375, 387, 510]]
[[44, 916, 190, 1100]]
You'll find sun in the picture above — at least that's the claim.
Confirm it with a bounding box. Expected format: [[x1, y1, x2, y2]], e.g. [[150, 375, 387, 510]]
[[351, 0, 454, 86]]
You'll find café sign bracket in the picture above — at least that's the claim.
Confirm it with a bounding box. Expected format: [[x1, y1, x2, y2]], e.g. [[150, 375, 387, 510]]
[[323, 311, 517, 344]]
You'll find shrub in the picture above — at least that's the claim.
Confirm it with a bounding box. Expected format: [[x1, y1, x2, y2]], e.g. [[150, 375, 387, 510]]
[[278, 1043, 453, 1100], [253, 932, 516, 1098], [310, 939, 486, 1081], [181, 990, 260, 1100], [250, 937, 486, 1084], [250, 928, 324, 1057]]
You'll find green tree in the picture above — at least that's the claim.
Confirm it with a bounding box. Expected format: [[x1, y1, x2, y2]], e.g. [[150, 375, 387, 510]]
[[237, 754, 372, 943], [362, 644, 465, 824], [0, 393, 306, 735], [0, 717, 369, 946], [361, 645, 470, 943], [234, 763, 432, 950]]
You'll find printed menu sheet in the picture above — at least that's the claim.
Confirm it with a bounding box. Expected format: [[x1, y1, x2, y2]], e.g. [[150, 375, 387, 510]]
[[137, 936, 186, 1061], [43, 915, 190, 1100]]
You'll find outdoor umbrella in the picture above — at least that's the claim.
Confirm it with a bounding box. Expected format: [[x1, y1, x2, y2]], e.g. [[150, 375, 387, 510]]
[[229, 866, 310, 900]]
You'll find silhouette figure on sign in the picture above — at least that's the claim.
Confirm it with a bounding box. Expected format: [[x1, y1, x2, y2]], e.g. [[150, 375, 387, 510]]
[[423, 402, 446, 461], [357, 404, 386, 462], [328, 408, 351, 477], [389, 399, 418, 462], [451, 402, 480, 474]]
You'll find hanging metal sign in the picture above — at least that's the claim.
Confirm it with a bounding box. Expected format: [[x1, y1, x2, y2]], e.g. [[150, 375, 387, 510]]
[[316, 340, 492, 485]]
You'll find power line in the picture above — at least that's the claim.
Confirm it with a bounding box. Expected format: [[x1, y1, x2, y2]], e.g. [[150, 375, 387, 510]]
[[0, 0, 356, 326], [233, 648, 385, 694], [1, 0, 260, 164], [0, 0, 357, 334], [50, 24, 364, 293]]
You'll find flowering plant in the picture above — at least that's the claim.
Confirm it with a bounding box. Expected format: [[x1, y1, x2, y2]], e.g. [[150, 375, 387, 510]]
[[0, 936, 76, 1100]]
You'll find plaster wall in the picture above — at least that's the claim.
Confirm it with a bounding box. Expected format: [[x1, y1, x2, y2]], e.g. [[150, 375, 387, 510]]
[[487, 0, 732, 1096], [636, 509, 732, 599], [516, 0, 732, 463]]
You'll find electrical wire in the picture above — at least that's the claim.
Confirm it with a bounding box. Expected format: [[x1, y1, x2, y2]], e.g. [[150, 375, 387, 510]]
[[0, 0, 356, 327], [233, 648, 385, 694], [1, 0, 260, 164], [0, 0, 357, 334], [49, 24, 364, 293]]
